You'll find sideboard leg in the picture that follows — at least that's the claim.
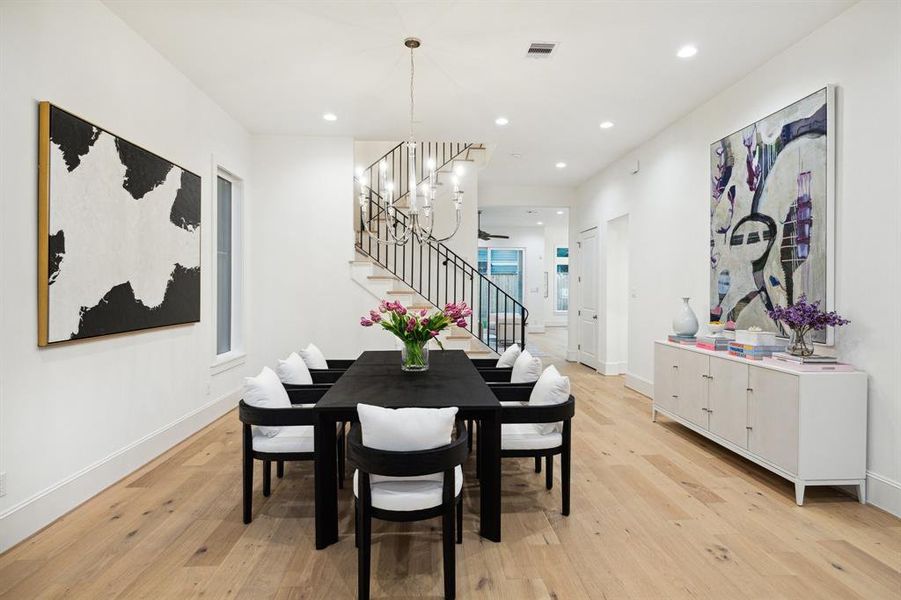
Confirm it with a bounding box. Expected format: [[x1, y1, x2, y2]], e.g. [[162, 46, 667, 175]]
[[651, 407, 657, 423], [857, 481, 867, 504], [794, 482, 805, 506]]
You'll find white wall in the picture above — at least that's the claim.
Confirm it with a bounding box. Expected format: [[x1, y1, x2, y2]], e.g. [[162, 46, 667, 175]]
[[604, 215, 629, 374], [0, 0, 252, 550], [479, 183, 575, 208], [248, 135, 399, 371], [573, 1, 901, 515], [479, 226, 547, 332]]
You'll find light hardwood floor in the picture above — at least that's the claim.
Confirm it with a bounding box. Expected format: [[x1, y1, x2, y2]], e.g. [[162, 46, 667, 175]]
[[2, 333, 899, 599]]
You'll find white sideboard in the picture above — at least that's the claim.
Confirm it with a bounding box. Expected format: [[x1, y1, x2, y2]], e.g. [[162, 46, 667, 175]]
[[653, 341, 867, 505]]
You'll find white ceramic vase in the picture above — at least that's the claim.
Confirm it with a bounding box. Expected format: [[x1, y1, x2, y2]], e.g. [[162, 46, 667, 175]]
[[673, 297, 699, 336]]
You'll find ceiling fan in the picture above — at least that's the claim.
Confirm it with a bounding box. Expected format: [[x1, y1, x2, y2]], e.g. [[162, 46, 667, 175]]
[[478, 210, 510, 241]]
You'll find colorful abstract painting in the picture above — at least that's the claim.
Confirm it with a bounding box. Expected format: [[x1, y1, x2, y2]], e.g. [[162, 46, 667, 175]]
[[709, 88, 833, 343]]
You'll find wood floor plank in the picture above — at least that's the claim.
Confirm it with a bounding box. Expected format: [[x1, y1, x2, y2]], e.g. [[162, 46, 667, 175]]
[[1, 329, 898, 599]]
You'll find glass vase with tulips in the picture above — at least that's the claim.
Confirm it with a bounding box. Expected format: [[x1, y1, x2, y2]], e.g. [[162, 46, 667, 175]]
[[361, 300, 472, 371]]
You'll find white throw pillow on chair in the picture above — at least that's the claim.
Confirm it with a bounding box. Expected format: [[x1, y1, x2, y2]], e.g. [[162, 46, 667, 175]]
[[529, 365, 571, 435], [243, 366, 292, 437], [496, 344, 521, 368], [510, 349, 543, 383], [299, 343, 328, 369], [357, 404, 458, 452], [277, 352, 313, 385]]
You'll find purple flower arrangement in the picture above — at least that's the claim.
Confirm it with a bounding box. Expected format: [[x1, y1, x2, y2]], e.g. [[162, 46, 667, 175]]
[[361, 300, 472, 369], [767, 295, 849, 356]]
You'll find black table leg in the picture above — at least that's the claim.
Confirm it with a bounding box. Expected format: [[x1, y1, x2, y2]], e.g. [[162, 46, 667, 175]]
[[314, 412, 339, 549], [478, 411, 501, 542]]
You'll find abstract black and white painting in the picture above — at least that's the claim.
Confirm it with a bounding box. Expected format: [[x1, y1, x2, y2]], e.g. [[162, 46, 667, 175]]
[[709, 87, 834, 344], [38, 102, 201, 345]]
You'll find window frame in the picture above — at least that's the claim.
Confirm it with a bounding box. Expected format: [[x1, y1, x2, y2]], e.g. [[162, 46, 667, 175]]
[[211, 165, 246, 373]]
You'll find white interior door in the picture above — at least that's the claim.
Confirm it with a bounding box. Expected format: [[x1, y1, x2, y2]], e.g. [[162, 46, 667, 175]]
[[577, 227, 598, 368]]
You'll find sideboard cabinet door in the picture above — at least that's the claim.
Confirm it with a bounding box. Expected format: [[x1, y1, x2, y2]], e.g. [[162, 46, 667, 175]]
[[676, 350, 710, 428], [654, 344, 680, 413], [707, 356, 749, 448], [748, 366, 799, 474]]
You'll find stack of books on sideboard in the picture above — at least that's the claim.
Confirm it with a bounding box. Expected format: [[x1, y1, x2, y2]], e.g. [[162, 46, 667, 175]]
[[727, 341, 787, 359], [764, 352, 856, 372], [696, 334, 730, 351]]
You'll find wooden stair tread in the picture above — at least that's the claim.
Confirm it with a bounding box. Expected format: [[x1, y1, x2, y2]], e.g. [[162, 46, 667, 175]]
[[367, 275, 396, 280]]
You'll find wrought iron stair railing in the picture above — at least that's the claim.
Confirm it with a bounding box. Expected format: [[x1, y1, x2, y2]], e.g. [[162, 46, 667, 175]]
[[354, 141, 527, 354]]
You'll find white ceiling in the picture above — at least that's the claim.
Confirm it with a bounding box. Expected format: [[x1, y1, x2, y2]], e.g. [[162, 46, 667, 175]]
[[480, 206, 568, 231], [104, 1, 852, 187]]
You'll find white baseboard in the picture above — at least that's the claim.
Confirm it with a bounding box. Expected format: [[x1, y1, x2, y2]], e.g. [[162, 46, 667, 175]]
[[566, 350, 580, 362], [624, 372, 653, 398], [866, 471, 901, 517], [0, 388, 240, 553], [600, 361, 627, 376]]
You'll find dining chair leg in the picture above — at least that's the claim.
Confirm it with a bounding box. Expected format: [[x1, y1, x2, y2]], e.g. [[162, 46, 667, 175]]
[[276, 460, 284, 479], [456, 494, 463, 545], [545, 455, 554, 490], [242, 425, 253, 524], [535, 456, 542, 473], [354, 499, 360, 548], [263, 460, 272, 497], [443, 501, 456, 599], [562, 422, 572, 516], [358, 475, 372, 600], [337, 424, 346, 490], [467, 419, 473, 452]]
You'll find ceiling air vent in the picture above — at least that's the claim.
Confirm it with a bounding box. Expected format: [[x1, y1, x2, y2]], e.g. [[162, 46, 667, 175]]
[[526, 42, 557, 58]]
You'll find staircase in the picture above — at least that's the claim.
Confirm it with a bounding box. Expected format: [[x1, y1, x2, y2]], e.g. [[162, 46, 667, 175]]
[[352, 141, 528, 356]]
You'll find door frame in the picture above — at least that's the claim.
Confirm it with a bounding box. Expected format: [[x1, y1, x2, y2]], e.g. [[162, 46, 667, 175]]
[[575, 225, 599, 369]]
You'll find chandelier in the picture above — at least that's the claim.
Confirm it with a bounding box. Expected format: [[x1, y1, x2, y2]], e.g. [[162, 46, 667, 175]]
[[358, 37, 464, 245]]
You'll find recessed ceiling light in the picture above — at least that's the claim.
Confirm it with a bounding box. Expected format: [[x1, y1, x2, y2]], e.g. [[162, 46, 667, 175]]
[[323, 112, 338, 121], [555, 162, 567, 169], [537, 221, 544, 226], [599, 121, 614, 129], [556, 210, 564, 215], [511, 153, 522, 159], [676, 44, 698, 59], [495, 117, 509, 126]]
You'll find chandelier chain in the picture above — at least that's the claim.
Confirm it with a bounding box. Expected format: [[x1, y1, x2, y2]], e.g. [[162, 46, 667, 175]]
[[409, 45, 415, 142]]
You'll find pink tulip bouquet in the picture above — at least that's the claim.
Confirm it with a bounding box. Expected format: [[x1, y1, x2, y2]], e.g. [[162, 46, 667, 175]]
[[361, 300, 472, 371]]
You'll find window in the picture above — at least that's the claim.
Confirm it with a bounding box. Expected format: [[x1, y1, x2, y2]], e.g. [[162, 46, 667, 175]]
[[555, 246, 569, 311], [215, 169, 243, 364], [216, 176, 232, 354]]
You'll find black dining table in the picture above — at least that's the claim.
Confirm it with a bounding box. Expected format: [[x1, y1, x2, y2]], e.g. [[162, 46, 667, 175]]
[[312, 349, 502, 549]]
